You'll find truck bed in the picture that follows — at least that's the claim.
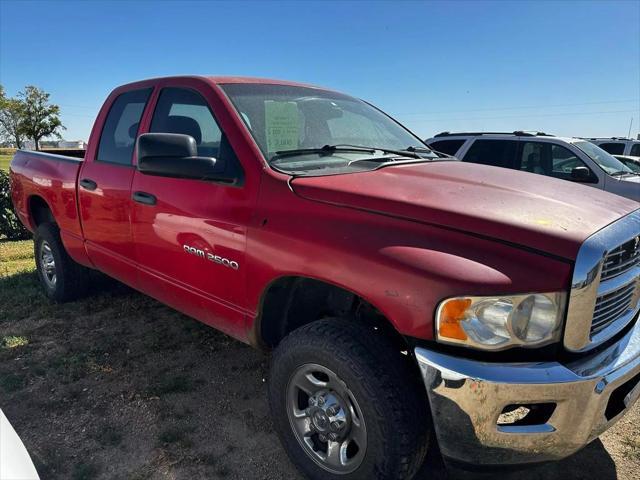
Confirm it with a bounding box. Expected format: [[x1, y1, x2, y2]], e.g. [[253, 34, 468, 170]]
[[40, 148, 86, 159], [10, 149, 84, 241]]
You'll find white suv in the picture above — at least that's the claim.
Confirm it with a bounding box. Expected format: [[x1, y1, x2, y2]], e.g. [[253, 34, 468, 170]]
[[424, 131, 640, 202], [584, 137, 640, 156]]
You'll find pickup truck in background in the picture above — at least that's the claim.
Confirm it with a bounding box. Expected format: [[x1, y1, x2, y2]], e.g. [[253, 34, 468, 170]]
[[425, 132, 640, 202], [10, 76, 640, 480]]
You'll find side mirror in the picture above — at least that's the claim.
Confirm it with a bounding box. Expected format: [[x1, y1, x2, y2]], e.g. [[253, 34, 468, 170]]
[[571, 166, 595, 183], [136, 133, 229, 182]]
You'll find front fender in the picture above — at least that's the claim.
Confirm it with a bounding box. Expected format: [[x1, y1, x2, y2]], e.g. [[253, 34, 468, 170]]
[[246, 174, 572, 341]]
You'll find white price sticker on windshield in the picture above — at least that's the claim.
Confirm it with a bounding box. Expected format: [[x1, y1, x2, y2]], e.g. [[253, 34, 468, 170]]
[[265, 101, 299, 153]]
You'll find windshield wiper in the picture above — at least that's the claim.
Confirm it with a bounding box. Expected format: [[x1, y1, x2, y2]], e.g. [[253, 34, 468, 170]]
[[405, 146, 432, 153], [368, 146, 420, 159], [405, 145, 451, 159], [272, 144, 421, 162], [272, 145, 377, 161], [327, 144, 421, 159]]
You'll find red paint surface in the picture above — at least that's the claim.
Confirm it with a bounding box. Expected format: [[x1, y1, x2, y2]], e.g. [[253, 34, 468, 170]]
[[10, 76, 640, 345], [291, 160, 637, 260]]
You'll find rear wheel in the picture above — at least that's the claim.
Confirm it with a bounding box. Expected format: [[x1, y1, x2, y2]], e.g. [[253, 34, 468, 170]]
[[268, 318, 430, 480], [34, 223, 90, 302]]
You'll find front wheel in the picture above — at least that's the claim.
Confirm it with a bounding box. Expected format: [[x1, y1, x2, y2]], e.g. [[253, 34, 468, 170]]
[[268, 319, 430, 480]]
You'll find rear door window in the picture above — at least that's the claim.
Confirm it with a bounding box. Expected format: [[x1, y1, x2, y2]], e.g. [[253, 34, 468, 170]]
[[96, 88, 152, 165], [428, 139, 465, 156], [598, 142, 625, 155], [630, 144, 640, 156], [519, 142, 546, 174], [462, 139, 518, 168]]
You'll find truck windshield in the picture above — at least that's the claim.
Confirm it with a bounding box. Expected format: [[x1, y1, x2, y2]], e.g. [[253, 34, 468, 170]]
[[220, 83, 437, 174], [573, 141, 633, 176]]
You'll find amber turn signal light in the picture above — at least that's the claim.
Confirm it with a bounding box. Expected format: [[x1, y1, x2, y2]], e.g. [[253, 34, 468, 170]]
[[438, 298, 471, 341]]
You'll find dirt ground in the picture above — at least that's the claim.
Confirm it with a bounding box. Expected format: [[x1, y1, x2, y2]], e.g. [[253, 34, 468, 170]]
[[0, 240, 638, 480]]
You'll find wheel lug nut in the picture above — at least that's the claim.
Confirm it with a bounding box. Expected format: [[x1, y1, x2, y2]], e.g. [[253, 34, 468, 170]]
[[309, 422, 316, 431], [331, 421, 341, 430], [328, 432, 338, 441], [328, 405, 340, 416], [319, 434, 327, 442], [317, 396, 325, 406]]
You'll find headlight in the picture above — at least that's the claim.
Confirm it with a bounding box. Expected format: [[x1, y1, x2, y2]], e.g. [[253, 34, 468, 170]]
[[436, 292, 567, 350]]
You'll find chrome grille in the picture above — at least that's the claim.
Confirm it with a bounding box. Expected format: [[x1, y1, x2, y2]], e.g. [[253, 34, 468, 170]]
[[591, 282, 636, 335], [565, 210, 640, 352], [601, 237, 640, 281]]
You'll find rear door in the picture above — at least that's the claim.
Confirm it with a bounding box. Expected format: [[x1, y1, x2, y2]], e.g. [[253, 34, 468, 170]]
[[78, 87, 152, 284], [130, 82, 251, 338]]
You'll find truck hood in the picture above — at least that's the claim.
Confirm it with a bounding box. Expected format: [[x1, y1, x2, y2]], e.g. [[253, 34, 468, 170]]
[[291, 161, 639, 260]]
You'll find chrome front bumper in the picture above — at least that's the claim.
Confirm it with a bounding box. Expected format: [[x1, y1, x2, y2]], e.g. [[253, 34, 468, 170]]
[[415, 315, 640, 466]]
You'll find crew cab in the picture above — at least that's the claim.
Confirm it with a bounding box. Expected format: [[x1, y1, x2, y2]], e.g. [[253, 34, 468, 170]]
[[425, 131, 640, 202], [10, 76, 640, 479]]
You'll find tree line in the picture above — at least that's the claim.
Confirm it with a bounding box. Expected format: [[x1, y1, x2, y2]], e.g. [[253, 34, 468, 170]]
[[0, 85, 65, 151]]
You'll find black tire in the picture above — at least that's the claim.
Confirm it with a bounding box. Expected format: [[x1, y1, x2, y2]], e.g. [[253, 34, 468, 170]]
[[34, 223, 90, 302], [268, 318, 430, 480]]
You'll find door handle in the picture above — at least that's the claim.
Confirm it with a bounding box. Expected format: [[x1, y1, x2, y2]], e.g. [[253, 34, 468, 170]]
[[132, 191, 157, 206], [79, 178, 97, 191]]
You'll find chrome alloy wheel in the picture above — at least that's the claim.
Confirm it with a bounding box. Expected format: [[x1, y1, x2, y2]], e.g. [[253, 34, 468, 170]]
[[287, 363, 367, 474], [39, 241, 57, 288]]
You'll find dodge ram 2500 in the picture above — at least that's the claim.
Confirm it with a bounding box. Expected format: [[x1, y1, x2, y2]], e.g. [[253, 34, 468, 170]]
[[10, 76, 640, 479]]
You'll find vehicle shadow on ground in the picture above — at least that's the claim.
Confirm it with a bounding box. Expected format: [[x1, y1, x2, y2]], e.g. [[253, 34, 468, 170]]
[[425, 438, 617, 479]]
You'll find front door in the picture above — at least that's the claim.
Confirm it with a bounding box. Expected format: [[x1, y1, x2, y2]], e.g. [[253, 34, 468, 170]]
[[130, 85, 251, 338], [517, 141, 603, 189]]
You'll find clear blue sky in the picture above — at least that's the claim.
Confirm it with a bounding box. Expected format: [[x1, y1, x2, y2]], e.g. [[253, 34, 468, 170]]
[[1, 0, 639, 141]]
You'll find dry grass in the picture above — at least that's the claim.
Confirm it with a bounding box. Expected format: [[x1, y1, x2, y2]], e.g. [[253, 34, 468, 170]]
[[622, 436, 640, 460], [0, 240, 638, 479], [0, 154, 13, 171], [0, 240, 34, 275]]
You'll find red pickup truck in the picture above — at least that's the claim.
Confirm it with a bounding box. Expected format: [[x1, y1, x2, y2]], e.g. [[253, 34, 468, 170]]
[[10, 76, 640, 479]]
